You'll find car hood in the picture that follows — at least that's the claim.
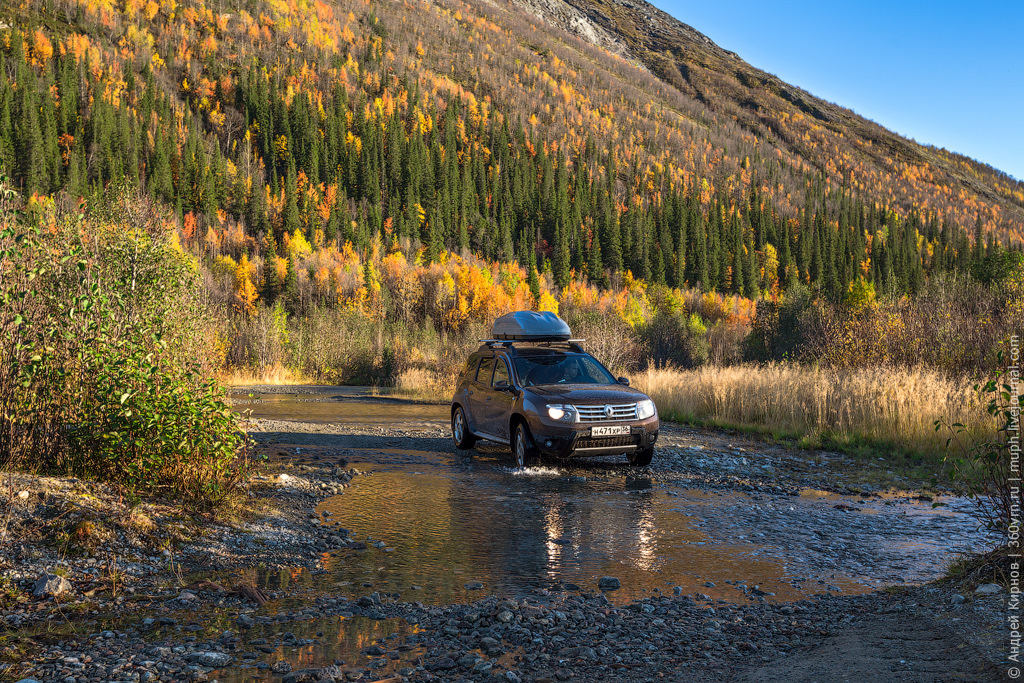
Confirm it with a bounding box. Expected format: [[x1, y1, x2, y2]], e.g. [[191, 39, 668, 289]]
[[526, 384, 648, 403]]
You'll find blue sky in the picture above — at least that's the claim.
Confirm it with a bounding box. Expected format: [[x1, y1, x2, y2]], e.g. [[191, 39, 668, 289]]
[[650, 0, 1024, 181]]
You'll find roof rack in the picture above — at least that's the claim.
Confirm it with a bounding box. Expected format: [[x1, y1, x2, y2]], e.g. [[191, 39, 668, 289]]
[[478, 339, 586, 345], [478, 339, 587, 353]]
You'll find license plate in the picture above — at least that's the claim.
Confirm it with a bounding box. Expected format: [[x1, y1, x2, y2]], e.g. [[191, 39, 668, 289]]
[[591, 425, 630, 437]]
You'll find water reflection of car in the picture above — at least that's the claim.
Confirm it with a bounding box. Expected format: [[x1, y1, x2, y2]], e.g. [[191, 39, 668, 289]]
[[450, 311, 659, 467]]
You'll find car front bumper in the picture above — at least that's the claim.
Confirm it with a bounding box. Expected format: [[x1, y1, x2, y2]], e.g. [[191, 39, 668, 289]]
[[526, 416, 660, 459]]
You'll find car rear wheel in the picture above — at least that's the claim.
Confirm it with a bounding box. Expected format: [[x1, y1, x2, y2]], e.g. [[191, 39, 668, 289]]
[[451, 406, 477, 449], [628, 446, 654, 467], [512, 422, 537, 468]]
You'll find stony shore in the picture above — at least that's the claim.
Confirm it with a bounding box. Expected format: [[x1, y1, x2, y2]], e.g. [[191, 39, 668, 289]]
[[0, 415, 1010, 682]]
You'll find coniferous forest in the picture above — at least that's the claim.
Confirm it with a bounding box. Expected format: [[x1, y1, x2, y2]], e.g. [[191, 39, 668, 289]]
[[0, 0, 1022, 387]]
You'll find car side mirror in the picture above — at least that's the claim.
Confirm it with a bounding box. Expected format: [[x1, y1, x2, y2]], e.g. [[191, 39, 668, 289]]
[[617, 377, 630, 386], [494, 380, 511, 391]]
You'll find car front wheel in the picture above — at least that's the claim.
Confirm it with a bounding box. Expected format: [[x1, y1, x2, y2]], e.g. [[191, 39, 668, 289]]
[[451, 406, 477, 449], [512, 423, 537, 468]]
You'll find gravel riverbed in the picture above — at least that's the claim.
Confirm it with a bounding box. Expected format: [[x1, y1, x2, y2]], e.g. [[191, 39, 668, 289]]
[[0, 404, 1010, 682]]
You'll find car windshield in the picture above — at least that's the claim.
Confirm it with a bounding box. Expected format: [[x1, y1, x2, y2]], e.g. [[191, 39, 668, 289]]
[[513, 354, 617, 387]]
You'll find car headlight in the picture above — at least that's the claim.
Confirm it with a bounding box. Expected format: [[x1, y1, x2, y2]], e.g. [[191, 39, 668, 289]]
[[636, 399, 657, 420], [546, 404, 577, 422]]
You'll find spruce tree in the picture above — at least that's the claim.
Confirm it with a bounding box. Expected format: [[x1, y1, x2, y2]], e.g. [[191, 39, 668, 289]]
[[284, 254, 298, 301], [261, 233, 280, 304], [587, 226, 606, 288], [743, 240, 758, 299], [553, 220, 571, 289], [527, 248, 541, 307], [731, 214, 744, 295], [283, 167, 301, 235]]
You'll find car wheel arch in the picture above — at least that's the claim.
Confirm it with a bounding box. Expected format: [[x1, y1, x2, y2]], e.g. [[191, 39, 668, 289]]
[[509, 413, 530, 441], [453, 401, 474, 430]]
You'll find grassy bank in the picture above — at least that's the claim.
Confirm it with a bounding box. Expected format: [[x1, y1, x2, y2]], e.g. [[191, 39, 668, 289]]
[[634, 364, 994, 463]]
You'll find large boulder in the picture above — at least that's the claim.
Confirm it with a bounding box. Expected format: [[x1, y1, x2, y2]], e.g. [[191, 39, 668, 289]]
[[33, 573, 73, 599]]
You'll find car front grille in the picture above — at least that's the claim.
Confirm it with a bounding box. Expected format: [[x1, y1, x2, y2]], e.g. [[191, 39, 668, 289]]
[[576, 403, 638, 422], [575, 435, 637, 449]]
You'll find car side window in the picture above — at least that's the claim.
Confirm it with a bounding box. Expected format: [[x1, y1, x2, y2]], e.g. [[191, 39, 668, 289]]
[[492, 359, 510, 387], [476, 356, 495, 384], [462, 354, 480, 378]]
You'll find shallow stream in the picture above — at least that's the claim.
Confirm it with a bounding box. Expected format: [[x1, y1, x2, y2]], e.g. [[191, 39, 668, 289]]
[[218, 387, 991, 679]]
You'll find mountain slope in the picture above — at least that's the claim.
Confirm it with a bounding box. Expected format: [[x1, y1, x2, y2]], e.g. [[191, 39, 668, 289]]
[[0, 0, 1020, 314], [515, 0, 1024, 237]]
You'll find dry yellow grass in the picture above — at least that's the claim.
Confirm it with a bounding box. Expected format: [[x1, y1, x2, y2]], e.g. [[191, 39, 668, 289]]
[[392, 367, 458, 403], [634, 364, 995, 456], [218, 364, 313, 386]]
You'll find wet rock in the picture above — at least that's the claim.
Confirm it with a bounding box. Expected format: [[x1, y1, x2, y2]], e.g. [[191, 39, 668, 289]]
[[497, 610, 514, 623], [236, 613, 255, 629], [465, 581, 484, 590], [975, 583, 1002, 596], [459, 652, 483, 669], [598, 576, 621, 591], [950, 594, 966, 605], [33, 573, 72, 599], [426, 657, 456, 671], [282, 670, 325, 683], [187, 652, 233, 667], [271, 660, 293, 673]]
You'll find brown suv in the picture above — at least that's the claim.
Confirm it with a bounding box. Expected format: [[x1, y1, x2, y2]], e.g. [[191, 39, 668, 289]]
[[450, 313, 659, 467]]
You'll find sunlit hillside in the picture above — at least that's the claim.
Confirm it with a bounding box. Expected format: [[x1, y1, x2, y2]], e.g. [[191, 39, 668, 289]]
[[1, 0, 1021, 322]]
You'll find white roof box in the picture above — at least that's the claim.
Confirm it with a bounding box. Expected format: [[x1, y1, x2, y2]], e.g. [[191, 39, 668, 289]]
[[491, 311, 571, 341]]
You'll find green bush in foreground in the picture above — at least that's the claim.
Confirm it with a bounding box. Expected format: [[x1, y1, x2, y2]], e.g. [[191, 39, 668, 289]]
[[0, 188, 248, 507]]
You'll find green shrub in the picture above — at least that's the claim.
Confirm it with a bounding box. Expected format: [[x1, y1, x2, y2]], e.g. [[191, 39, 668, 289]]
[[640, 309, 711, 368], [0, 188, 248, 507]]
